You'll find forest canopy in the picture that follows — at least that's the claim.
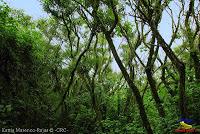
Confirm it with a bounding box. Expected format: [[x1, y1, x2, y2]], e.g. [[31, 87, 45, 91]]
[[0, 0, 200, 133]]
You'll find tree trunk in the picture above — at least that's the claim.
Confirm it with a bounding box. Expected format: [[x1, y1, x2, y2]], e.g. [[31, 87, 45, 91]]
[[190, 52, 200, 82], [161, 67, 176, 97], [84, 72, 102, 122], [178, 64, 187, 118], [124, 90, 132, 115], [104, 32, 153, 134], [146, 37, 165, 118], [136, 0, 187, 116], [149, 24, 188, 118], [146, 68, 165, 117]]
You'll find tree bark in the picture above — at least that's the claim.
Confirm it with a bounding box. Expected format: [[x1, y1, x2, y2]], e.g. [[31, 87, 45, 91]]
[[136, 0, 188, 118], [190, 52, 200, 82], [185, 0, 200, 82], [161, 66, 176, 97], [146, 68, 165, 117], [150, 25, 187, 118], [145, 37, 165, 118], [104, 32, 153, 134]]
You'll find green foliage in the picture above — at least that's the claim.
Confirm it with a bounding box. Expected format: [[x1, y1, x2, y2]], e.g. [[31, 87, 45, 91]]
[[0, 2, 59, 128], [1, 1, 200, 134], [186, 81, 200, 124]]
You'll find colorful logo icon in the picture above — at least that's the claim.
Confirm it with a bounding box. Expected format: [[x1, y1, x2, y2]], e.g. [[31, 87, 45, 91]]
[[175, 118, 200, 133]]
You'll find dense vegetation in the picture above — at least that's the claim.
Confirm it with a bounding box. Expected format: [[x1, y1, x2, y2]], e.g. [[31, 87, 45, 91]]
[[0, 0, 200, 133]]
